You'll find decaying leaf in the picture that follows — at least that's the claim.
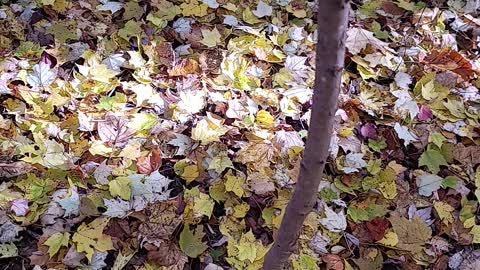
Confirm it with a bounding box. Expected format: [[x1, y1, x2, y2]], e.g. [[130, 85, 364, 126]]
[[136, 148, 162, 175], [0, 162, 33, 178], [97, 112, 136, 147]]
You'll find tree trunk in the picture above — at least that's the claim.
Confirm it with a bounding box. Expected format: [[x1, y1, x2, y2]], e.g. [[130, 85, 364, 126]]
[[262, 1, 350, 269]]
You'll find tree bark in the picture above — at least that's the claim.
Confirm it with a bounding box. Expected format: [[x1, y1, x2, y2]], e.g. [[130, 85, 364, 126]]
[[262, 1, 349, 269]]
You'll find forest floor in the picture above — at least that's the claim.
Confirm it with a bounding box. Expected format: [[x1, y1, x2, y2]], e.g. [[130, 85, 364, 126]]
[[0, 0, 480, 269]]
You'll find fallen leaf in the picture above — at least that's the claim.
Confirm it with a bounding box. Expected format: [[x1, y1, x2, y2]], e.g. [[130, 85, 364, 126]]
[[0, 162, 33, 178], [136, 148, 162, 175], [416, 174, 443, 197], [179, 225, 208, 258], [419, 148, 448, 174], [10, 199, 29, 217], [27, 62, 56, 88], [390, 215, 432, 254], [44, 232, 70, 257], [72, 218, 114, 262], [98, 112, 136, 147]]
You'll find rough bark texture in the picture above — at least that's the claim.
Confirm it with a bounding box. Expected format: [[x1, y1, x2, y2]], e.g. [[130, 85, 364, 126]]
[[262, 1, 349, 269]]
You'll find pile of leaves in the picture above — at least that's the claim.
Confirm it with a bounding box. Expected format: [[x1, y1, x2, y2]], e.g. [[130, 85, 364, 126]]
[[0, 0, 479, 269]]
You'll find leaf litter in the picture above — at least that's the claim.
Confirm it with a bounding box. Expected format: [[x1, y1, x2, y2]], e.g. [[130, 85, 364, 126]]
[[0, 0, 479, 269]]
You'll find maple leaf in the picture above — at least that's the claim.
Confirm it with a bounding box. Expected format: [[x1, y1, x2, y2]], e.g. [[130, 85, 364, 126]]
[[208, 152, 234, 174], [109, 177, 132, 200], [136, 148, 162, 175], [97, 112, 136, 147], [416, 174, 443, 197], [252, 1, 273, 18], [103, 198, 131, 218], [433, 201, 454, 225], [390, 216, 432, 254], [419, 148, 448, 174], [345, 28, 389, 55], [179, 225, 208, 258], [27, 62, 56, 88], [320, 202, 347, 233], [44, 232, 70, 257], [0, 243, 17, 259], [201, 27, 222, 48], [72, 218, 114, 262], [224, 172, 245, 197]]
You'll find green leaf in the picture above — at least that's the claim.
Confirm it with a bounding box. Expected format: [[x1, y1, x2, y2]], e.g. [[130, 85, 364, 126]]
[[128, 113, 158, 131], [292, 254, 320, 270], [441, 176, 458, 189], [237, 231, 257, 263], [109, 177, 132, 200], [471, 225, 480, 244], [378, 167, 397, 199], [0, 243, 18, 258], [89, 64, 119, 83], [179, 225, 208, 258], [429, 132, 446, 148], [419, 148, 448, 174], [44, 232, 70, 257], [185, 187, 215, 218], [208, 153, 234, 174], [200, 27, 221, 48], [368, 138, 387, 152], [347, 204, 388, 223], [433, 201, 454, 225], [443, 99, 465, 119], [118, 20, 143, 41]]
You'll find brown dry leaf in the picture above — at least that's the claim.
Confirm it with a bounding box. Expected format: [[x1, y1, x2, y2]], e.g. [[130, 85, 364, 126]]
[[199, 49, 224, 74], [390, 215, 432, 254], [28, 251, 49, 266], [168, 58, 200, 77], [353, 248, 384, 270], [422, 49, 474, 80], [452, 144, 480, 166], [247, 172, 275, 195], [145, 239, 188, 269], [136, 148, 162, 175], [323, 254, 344, 270], [62, 246, 86, 268], [235, 143, 275, 170], [98, 112, 136, 147], [138, 200, 182, 241], [0, 161, 33, 178], [156, 42, 176, 68], [286, 158, 300, 183]]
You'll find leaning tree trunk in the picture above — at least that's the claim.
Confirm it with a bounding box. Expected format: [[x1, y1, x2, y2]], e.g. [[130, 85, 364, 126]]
[[262, 1, 350, 269]]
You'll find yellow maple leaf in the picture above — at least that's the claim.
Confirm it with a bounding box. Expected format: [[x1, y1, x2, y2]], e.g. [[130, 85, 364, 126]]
[[180, 0, 208, 17], [201, 27, 222, 48], [377, 230, 399, 247], [72, 218, 114, 262], [433, 201, 454, 225]]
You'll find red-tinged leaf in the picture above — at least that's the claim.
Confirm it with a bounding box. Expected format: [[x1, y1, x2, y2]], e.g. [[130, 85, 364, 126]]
[[421, 49, 474, 80], [323, 254, 344, 270], [365, 218, 390, 241], [417, 105, 433, 122], [136, 148, 162, 175]]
